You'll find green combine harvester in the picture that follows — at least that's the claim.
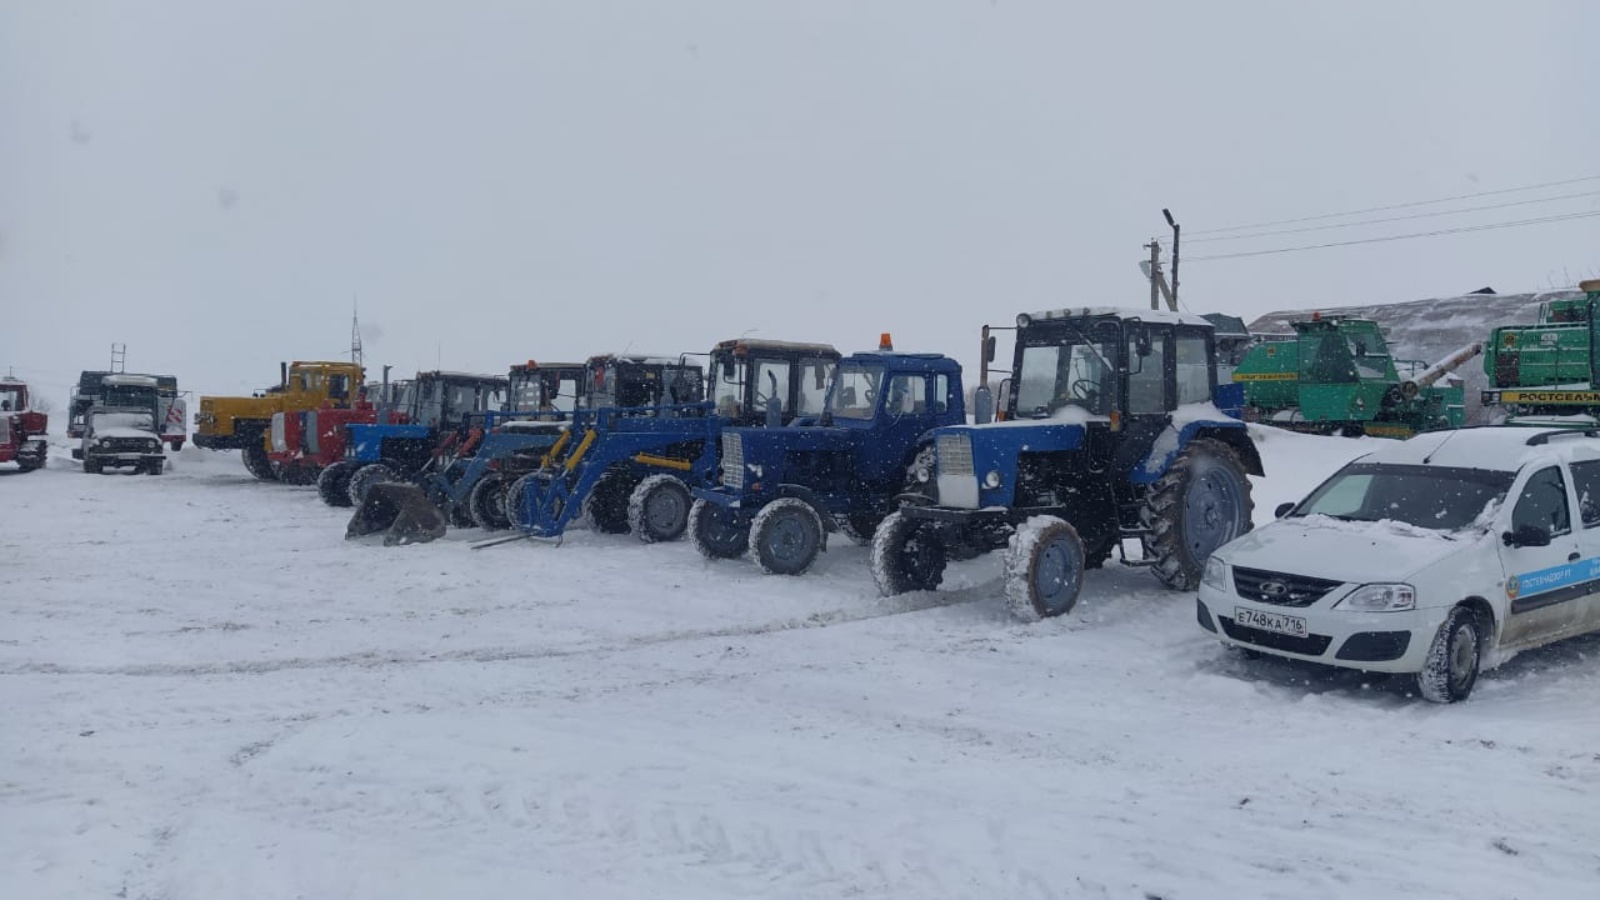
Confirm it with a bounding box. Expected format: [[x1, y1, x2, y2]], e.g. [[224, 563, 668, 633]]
[[1481, 278, 1600, 427], [1233, 314, 1482, 438]]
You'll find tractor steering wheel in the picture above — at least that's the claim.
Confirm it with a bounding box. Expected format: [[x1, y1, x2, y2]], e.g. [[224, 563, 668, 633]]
[[1070, 378, 1101, 401]]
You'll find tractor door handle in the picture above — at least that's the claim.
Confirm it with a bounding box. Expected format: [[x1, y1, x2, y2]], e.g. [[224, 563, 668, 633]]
[[1569, 551, 1581, 562]]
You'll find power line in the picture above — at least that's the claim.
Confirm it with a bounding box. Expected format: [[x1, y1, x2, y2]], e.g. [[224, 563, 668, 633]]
[[1188, 189, 1600, 243], [1188, 174, 1600, 236], [1185, 210, 1600, 262]]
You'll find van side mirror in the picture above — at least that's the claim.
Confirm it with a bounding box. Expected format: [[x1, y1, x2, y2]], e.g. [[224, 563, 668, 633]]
[[1502, 524, 1553, 548], [1274, 502, 1294, 519]]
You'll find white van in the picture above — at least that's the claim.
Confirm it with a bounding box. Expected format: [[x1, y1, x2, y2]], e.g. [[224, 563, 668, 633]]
[[1198, 427, 1600, 702]]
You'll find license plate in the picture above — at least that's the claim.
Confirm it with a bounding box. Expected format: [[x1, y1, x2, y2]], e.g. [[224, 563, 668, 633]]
[[1234, 607, 1307, 638]]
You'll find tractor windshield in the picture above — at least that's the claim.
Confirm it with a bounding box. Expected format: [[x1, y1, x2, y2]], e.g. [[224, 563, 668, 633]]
[[0, 384, 23, 412], [827, 362, 884, 420], [714, 354, 835, 420], [1014, 325, 1119, 418]]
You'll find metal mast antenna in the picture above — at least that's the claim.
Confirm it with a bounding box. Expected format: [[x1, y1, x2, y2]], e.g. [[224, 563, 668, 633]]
[[110, 343, 127, 373], [350, 300, 364, 368]]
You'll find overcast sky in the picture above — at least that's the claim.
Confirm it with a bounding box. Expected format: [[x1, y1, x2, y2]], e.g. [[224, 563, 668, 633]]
[[3, 1, 1597, 404]]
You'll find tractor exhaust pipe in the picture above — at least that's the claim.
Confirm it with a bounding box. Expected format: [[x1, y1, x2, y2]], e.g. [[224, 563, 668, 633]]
[[280, 361, 288, 389], [1402, 342, 1484, 398]]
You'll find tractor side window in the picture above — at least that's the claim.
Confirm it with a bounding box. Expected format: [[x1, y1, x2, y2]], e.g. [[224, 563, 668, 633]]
[[795, 357, 831, 416], [1175, 335, 1211, 406], [1127, 333, 1168, 415], [1303, 334, 1360, 383], [883, 375, 925, 416], [329, 375, 349, 401], [1513, 466, 1572, 537], [1568, 461, 1600, 527], [934, 374, 950, 415], [831, 366, 882, 420], [712, 362, 743, 418], [753, 360, 793, 415]]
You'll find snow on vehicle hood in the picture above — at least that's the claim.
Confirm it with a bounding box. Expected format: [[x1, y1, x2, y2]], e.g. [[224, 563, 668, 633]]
[[94, 426, 161, 441], [1217, 514, 1466, 583]]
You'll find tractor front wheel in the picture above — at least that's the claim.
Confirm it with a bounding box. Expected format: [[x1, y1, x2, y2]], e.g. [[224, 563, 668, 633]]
[[241, 437, 277, 481], [749, 498, 825, 576], [689, 499, 748, 559], [501, 473, 540, 529], [870, 510, 947, 596], [582, 471, 634, 534], [1004, 515, 1086, 622], [469, 474, 511, 530], [346, 462, 398, 506], [628, 475, 691, 543], [1140, 438, 1254, 591], [317, 461, 357, 507]]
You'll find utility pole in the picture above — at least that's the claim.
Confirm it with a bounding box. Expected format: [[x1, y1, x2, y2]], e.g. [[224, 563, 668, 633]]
[[1140, 209, 1183, 312]]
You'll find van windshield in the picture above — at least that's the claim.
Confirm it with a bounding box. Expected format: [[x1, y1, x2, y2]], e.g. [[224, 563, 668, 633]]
[[1290, 463, 1514, 531]]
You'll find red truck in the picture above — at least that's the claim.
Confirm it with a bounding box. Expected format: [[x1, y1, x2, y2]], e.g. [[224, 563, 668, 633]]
[[0, 377, 49, 472]]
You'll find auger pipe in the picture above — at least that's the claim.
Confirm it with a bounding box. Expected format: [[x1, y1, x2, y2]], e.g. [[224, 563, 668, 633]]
[[1402, 341, 1484, 397]]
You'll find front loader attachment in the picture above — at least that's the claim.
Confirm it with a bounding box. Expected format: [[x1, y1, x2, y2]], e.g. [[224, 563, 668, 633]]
[[347, 482, 448, 546]]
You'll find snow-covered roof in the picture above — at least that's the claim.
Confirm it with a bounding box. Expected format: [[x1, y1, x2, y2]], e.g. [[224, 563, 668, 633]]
[[103, 374, 159, 387], [712, 339, 840, 357], [587, 353, 696, 367], [415, 370, 510, 383], [1359, 426, 1600, 471], [1019, 306, 1214, 328]]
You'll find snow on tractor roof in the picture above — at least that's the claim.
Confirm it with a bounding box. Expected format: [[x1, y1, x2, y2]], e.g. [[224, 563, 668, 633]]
[[102, 374, 159, 387], [587, 353, 692, 367], [711, 339, 840, 357], [1358, 426, 1600, 472], [1019, 306, 1214, 328], [416, 370, 510, 383]]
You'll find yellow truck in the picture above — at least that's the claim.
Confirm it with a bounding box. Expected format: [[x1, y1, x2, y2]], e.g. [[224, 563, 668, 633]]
[[194, 361, 365, 480]]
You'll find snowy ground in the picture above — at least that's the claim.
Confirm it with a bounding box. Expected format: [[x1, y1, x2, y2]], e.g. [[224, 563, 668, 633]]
[[4, 427, 1598, 900]]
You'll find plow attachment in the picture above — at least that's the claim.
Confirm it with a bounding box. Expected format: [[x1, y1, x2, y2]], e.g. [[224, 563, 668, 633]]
[[347, 482, 448, 546]]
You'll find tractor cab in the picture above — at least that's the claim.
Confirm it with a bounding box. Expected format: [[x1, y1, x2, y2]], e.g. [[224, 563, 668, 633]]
[[579, 354, 706, 416], [705, 339, 841, 426], [506, 362, 585, 420], [0, 377, 28, 415], [407, 371, 509, 431]]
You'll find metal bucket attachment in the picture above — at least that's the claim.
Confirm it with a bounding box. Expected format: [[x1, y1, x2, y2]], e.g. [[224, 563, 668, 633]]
[[347, 482, 448, 546]]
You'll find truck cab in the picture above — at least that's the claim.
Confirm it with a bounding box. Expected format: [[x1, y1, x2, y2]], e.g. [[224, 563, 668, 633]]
[[80, 405, 165, 475], [0, 377, 48, 472]]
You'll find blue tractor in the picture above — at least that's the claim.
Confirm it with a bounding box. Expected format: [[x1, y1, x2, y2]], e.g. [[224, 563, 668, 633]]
[[688, 342, 965, 575], [870, 307, 1262, 620], [496, 342, 842, 545], [320, 369, 510, 510]]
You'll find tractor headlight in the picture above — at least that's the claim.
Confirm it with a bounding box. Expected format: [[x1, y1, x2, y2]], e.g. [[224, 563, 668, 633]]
[[914, 464, 931, 483], [983, 470, 1002, 489], [1015, 313, 1033, 328], [1336, 583, 1416, 613], [1202, 557, 1228, 592]]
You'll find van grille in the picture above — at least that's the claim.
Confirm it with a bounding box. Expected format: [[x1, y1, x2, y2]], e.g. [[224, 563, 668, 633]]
[[937, 434, 973, 476], [721, 433, 744, 488], [1232, 566, 1343, 607]]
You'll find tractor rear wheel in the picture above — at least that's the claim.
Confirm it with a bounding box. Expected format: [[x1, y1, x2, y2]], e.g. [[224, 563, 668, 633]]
[[628, 475, 691, 543], [749, 498, 825, 576], [469, 474, 511, 530], [689, 499, 748, 559], [1004, 515, 1086, 622], [317, 461, 357, 507], [241, 437, 277, 481], [448, 502, 475, 529], [870, 510, 947, 596], [346, 462, 398, 506], [1139, 438, 1254, 591], [583, 471, 634, 534]]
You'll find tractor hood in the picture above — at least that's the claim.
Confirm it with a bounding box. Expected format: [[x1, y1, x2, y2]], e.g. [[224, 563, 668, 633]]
[[718, 425, 863, 492], [931, 407, 1098, 509], [93, 426, 162, 441]]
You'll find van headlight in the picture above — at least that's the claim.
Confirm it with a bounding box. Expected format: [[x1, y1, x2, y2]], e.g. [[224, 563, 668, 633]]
[[1336, 583, 1416, 612], [983, 470, 1002, 489], [1202, 556, 1228, 591]]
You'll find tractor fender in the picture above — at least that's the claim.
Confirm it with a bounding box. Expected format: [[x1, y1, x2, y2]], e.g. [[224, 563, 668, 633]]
[[1133, 420, 1262, 482], [772, 484, 838, 534]]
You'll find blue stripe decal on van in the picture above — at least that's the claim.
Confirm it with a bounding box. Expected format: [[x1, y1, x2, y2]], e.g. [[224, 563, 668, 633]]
[[1507, 557, 1600, 614]]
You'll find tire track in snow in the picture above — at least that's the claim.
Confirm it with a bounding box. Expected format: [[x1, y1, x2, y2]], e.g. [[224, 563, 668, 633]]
[[0, 582, 999, 679]]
